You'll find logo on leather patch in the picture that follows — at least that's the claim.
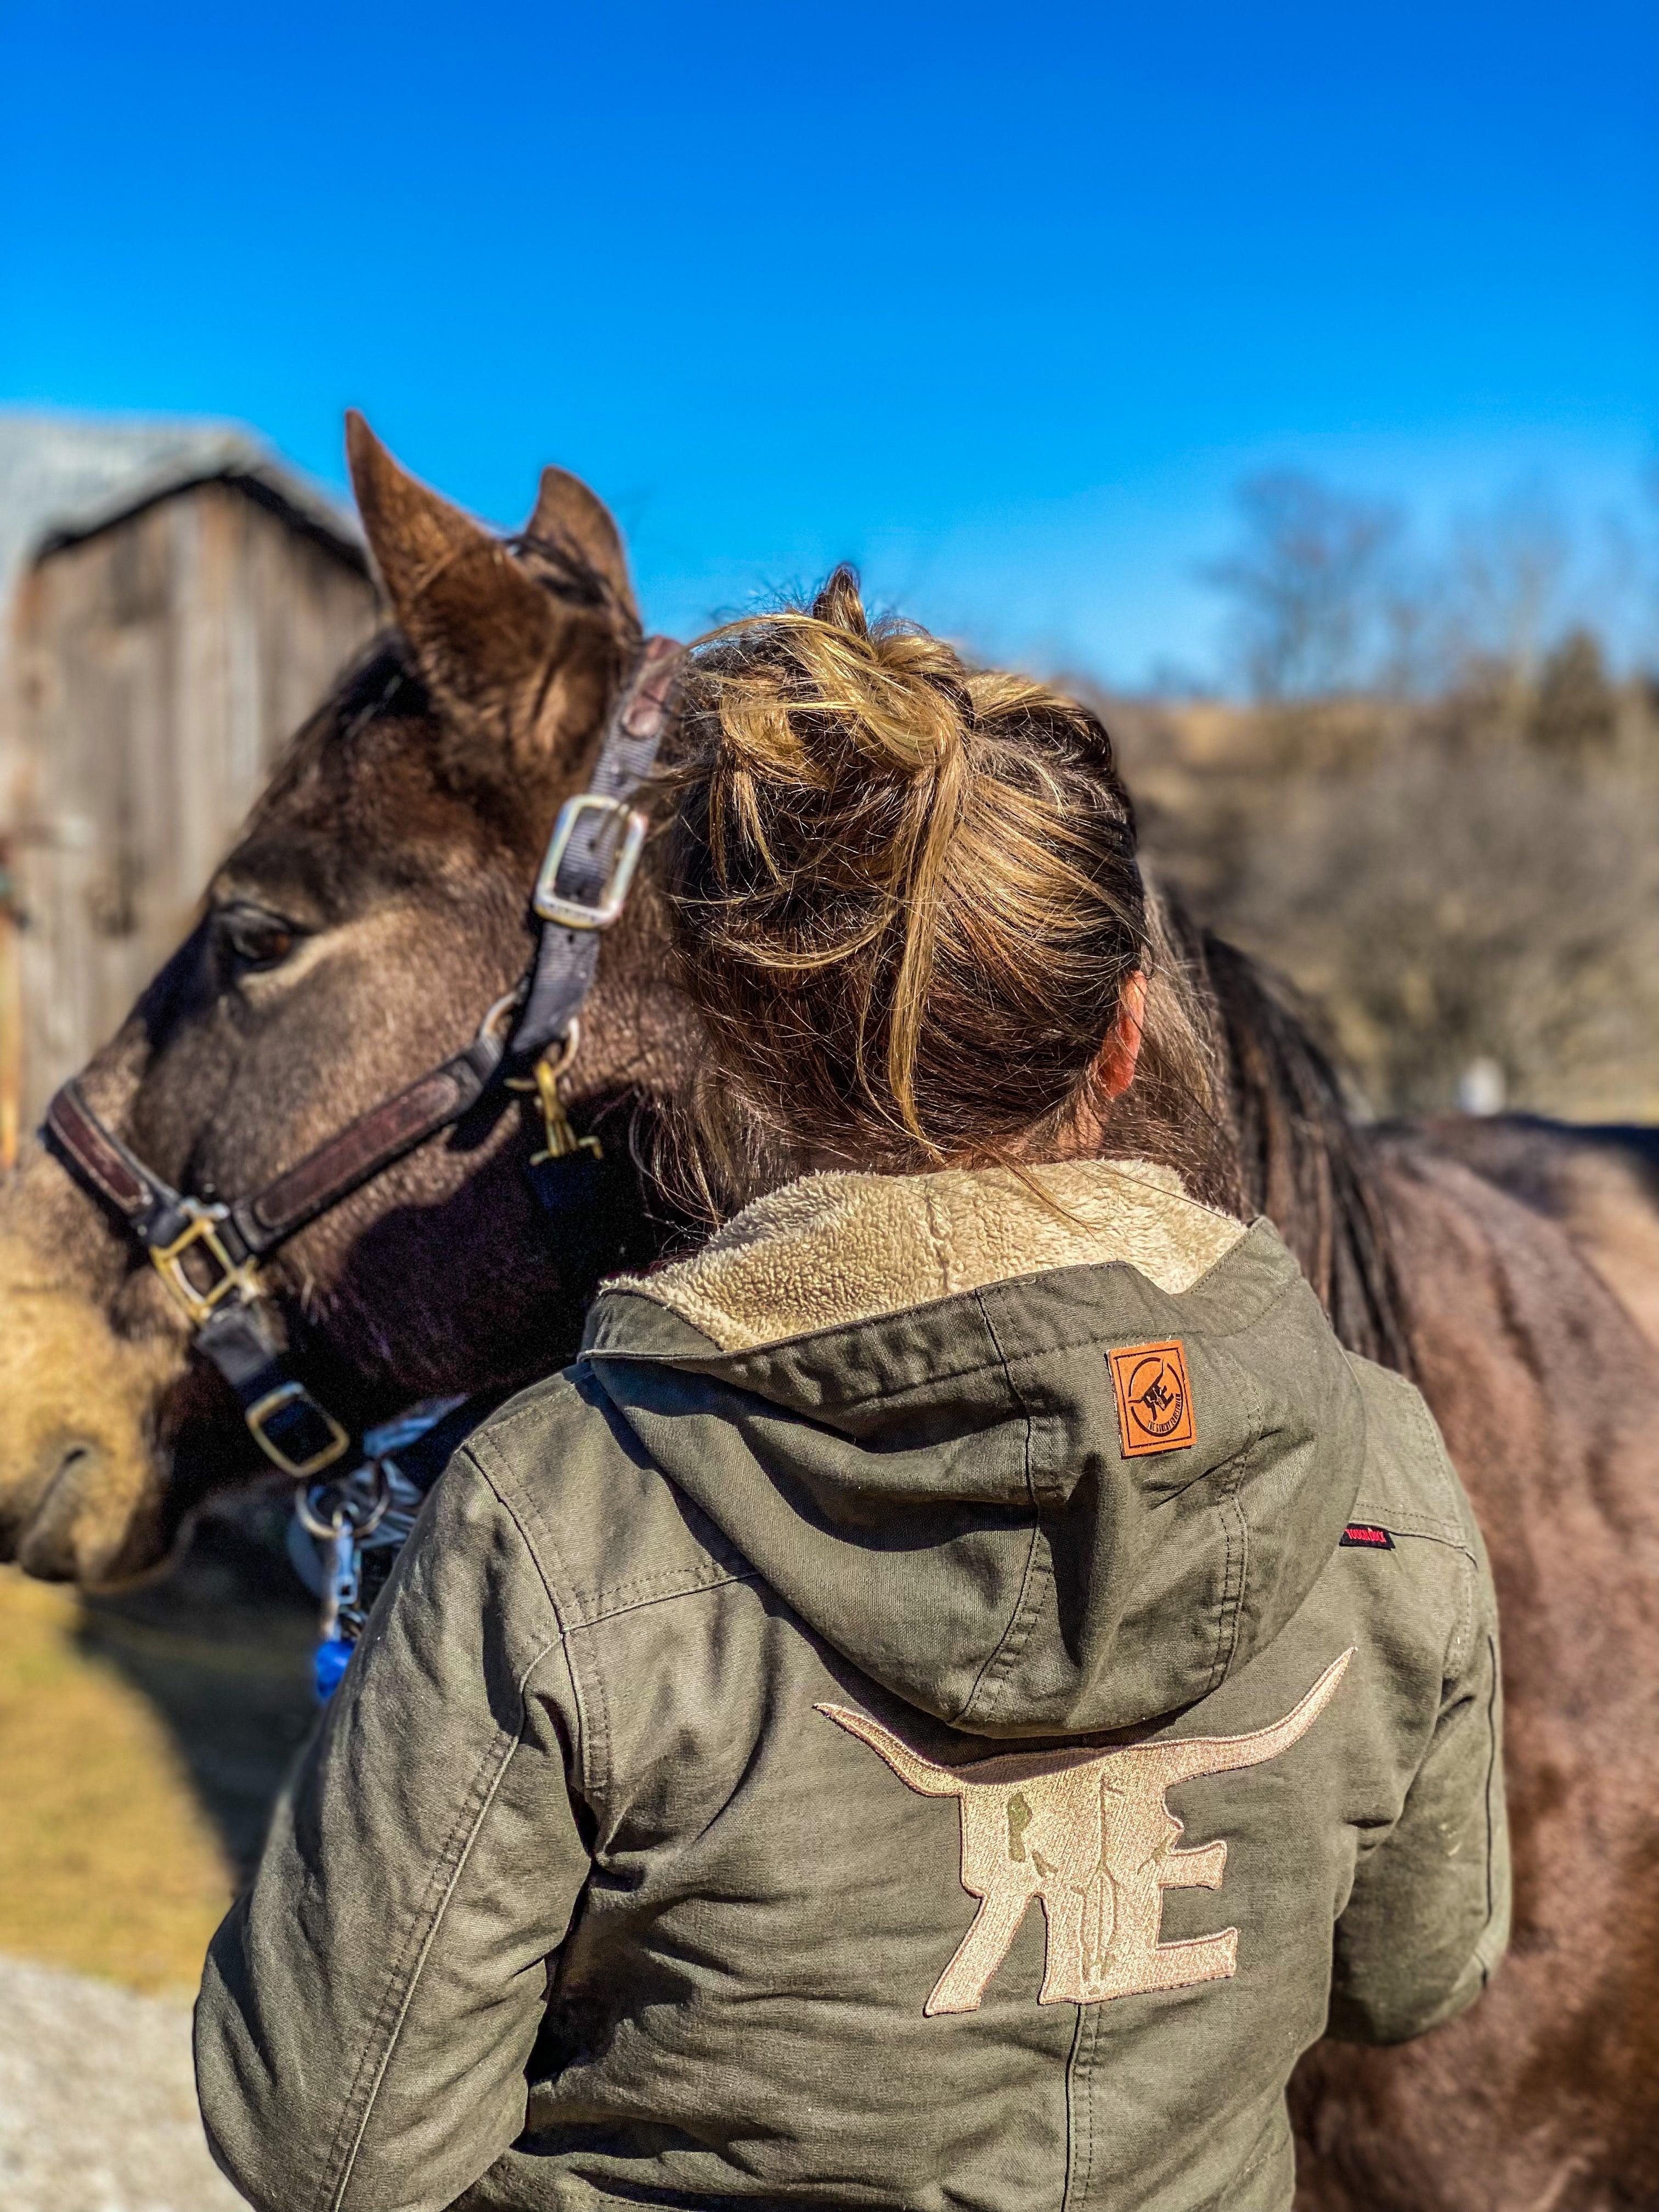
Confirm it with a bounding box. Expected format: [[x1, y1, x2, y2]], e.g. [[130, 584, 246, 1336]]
[[1110, 1339, 1195, 1456], [819, 1650, 1352, 2013]]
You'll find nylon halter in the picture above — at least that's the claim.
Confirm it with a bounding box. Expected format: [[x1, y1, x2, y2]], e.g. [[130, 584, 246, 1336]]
[[43, 635, 682, 1481]]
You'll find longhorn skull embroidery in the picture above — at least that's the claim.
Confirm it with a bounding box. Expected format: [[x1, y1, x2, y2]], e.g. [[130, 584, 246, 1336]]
[[817, 1648, 1351, 2014]]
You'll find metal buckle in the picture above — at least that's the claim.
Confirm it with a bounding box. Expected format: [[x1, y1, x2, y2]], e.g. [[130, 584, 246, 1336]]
[[532, 794, 648, 930], [149, 1204, 262, 1326], [245, 1381, 352, 1479]]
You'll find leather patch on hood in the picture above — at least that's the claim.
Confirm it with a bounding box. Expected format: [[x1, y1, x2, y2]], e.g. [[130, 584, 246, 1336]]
[[1110, 1339, 1196, 1457]]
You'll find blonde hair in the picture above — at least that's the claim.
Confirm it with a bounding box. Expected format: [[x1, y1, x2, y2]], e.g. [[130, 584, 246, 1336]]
[[658, 568, 1233, 1209]]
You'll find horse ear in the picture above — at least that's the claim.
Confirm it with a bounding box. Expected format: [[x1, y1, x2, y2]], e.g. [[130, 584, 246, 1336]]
[[524, 465, 637, 620], [344, 412, 619, 775]]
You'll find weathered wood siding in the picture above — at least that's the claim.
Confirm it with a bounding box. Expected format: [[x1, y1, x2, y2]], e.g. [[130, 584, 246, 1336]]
[[3, 482, 378, 1126]]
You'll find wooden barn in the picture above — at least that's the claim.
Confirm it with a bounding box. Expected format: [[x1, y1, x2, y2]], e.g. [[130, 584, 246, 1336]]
[[0, 415, 380, 1155]]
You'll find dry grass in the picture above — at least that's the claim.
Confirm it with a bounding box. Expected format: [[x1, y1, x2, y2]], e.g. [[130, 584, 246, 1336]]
[[0, 1512, 318, 1995], [1102, 682, 1659, 1121], [0, 1568, 233, 1992]]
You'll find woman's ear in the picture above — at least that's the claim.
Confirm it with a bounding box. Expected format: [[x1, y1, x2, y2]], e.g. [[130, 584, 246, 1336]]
[[1094, 970, 1148, 1101]]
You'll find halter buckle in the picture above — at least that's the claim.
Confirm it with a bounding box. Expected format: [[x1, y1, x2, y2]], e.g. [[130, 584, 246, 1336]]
[[533, 794, 648, 930], [149, 1204, 262, 1326], [245, 1380, 352, 1479]]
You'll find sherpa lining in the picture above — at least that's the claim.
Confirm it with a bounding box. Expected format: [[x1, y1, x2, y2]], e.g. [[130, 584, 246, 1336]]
[[617, 1159, 1246, 1352]]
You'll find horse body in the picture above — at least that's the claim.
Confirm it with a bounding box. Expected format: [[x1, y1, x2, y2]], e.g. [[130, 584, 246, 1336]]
[[0, 422, 1652, 2207]]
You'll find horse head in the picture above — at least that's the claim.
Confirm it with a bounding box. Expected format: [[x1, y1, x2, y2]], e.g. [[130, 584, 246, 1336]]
[[0, 416, 695, 1583]]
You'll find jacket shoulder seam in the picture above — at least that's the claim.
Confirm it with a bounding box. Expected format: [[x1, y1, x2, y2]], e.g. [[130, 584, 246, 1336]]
[[572, 1564, 764, 1633], [460, 1436, 608, 1803]]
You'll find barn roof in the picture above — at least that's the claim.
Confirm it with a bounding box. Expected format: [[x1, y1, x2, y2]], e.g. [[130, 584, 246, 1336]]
[[0, 411, 365, 616]]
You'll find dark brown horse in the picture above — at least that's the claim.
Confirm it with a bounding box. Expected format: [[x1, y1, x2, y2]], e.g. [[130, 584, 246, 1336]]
[[0, 421, 1652, 2211]]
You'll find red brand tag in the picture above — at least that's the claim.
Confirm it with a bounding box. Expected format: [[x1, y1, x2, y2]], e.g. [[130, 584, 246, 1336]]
[[1340, 1523, 1395, 1550]]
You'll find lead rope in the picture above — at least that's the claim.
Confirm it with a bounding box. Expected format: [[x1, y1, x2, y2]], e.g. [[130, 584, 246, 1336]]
[[292, 1395, 466, 1700]]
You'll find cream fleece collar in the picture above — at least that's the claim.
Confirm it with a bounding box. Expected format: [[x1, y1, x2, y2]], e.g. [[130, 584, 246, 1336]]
[[618, 1158, 1246, 1353]]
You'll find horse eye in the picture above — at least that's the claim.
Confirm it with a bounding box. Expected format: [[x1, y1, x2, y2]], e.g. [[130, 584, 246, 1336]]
[[221, 910, 299, 972]]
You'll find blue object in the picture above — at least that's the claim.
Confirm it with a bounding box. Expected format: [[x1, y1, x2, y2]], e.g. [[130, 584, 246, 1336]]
[[313, 1635, 353, 1703]]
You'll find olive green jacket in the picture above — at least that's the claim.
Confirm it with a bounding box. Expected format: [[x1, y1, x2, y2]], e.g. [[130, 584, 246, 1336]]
[[196, 1160, 1507, 2212]]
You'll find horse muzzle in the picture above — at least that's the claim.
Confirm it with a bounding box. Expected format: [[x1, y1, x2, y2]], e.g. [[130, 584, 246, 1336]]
[[0, 1253, 182, 1584]]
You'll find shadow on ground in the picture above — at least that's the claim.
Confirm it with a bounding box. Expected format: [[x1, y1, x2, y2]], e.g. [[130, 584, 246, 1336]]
[[76, 1495, 320, 1883]]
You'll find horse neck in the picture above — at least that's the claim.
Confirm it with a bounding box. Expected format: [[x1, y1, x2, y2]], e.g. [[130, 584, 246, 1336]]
[[1179, 914, 1414, 1375]]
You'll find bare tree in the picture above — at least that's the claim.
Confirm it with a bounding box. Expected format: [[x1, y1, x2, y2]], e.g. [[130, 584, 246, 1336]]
[[1437, 491, 1568, 696], [1202, 472, 1402, 701]]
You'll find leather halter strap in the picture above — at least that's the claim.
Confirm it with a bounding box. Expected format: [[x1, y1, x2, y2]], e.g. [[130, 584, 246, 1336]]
[[44, 633, 682, 1480], [48, 1031, 505, 1269], [511, 635, 680, 1062]]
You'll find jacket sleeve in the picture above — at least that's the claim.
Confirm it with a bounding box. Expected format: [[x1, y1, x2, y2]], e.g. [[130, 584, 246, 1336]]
[[195, 1446, 592, 2212], [1325, 1552, 1510, 2044]]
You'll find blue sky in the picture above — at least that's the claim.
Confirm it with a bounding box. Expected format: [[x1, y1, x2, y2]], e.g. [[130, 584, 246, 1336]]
[[2, 0, 1655, 684]]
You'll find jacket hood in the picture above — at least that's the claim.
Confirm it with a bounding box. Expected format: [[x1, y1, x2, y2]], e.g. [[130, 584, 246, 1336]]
[[582, 1160, 1367, 1737]]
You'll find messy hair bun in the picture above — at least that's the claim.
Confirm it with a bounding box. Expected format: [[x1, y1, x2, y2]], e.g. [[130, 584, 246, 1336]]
[[659, 566, 1226, 1200]]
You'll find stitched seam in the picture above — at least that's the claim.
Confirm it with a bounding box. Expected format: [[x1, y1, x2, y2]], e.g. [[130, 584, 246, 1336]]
[[958, 1289, 1048, 1728], [1393, 1376, 1475, 1541], [460, 1440, 572, 1630], [1063, 2002, 1099, 2210], [570, 1621, 616, 1839], [482, 1381, 579, 1444], [1210, 1370, 1265, 1692], [317, 1640, 556, 2212], [577, 1567, 763, 1632], [1447, 1553, 1476, 1681], [1231, 2105, 1290, 2191], [477, 1381, 761, 1622], [594, 1332, 1012, 1409], [1347, 1504, 1468, 1545], [1477, 1630, 1504, 1973], [594, 1230, 1295, 1361], [589, 1257, 1311, 1414], [1383, 1521, 1481, 1562], [559, 1558, 757, 1624], [1061, 2006, 1086, 2212], [962, 1526, 1048, 1730], [1212, 1486, 1238, 1690], [463, 1439, 606, 1805], [1216, 1482, 1250, 1687]]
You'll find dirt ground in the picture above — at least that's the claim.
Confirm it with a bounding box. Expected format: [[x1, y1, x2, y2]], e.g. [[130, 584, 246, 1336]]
[[0, 1953, 245, 2212]]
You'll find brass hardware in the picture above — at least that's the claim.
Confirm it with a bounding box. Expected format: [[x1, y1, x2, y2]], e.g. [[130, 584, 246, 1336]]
[[245, 1381, 352, 1479], [507, 1023, 602, 1165], [149, 1205, 263, 1326]]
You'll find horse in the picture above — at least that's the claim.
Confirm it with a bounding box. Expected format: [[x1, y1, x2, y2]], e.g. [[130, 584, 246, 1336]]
[[0, 419, 1652, 2211]]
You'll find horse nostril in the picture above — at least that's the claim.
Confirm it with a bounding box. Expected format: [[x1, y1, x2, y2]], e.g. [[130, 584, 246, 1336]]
[[41, 1440, 93, 1508], [14, 1441, 104, 1582]]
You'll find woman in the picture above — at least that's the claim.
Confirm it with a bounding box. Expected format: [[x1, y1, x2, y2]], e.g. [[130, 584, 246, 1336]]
[[196, 572, 1506, 2212]]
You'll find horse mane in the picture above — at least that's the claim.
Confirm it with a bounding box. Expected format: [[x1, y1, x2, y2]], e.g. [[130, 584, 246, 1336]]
[[1163, 893, 1413, 1375]]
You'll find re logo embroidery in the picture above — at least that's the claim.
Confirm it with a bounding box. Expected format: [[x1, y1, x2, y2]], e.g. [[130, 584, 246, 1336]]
[[819, 1650, 1352, 2016], [1110, 1339, 1196, 1457]]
